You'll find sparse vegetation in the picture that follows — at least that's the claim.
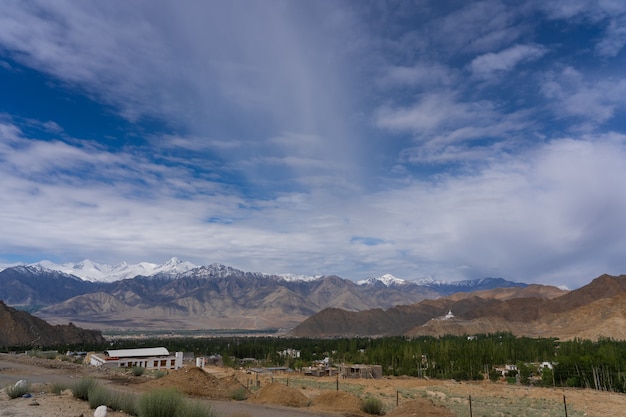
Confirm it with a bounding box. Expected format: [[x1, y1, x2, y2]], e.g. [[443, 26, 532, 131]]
[[50, 382, 68, 394], [231, 386, 247, 401], [107, 390, 139, 415], [132, 365, 146, 376], [5, 380, 30, 399], [71, 377, 98, 401], [137, 388, 183, 417], [27, 350, 59, 360], [88, 384, 111, 409], [153, 369, 167, 379], [361, 396, 384, 415], [177, 399, 214, 417]]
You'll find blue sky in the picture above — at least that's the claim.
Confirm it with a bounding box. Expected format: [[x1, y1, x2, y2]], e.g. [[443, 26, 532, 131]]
[[1, 0, 626, 288]]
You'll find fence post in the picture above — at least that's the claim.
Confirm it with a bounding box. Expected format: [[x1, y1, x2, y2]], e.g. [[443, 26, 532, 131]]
[[469, 395, 473, 417], [396, 390, 399, 406], [563, 395, 568, 417]]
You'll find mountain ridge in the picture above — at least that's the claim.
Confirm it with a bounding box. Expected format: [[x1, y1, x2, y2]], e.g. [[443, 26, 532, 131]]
[[0, 300, 105, 347], [291, 274, 626, 340], [0, 263, 527, 331]]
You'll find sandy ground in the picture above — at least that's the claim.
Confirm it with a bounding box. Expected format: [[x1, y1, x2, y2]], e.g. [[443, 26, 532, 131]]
[[2, 353, 626, 417]]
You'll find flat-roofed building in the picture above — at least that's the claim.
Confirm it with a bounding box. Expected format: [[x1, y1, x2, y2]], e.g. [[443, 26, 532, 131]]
[[89, 347, 183, 370]]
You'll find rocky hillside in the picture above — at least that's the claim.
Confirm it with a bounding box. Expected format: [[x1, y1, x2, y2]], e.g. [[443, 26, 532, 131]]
[[292, 275, 626, 340], [0, 301, 105, 347]]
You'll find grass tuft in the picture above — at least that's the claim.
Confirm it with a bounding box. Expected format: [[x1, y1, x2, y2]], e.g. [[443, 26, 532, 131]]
[[361, 396, 385, 415], [88, 384, 111, 409], [231, 387, 247, 401], [138, 388, 183, 417], [5, 380, 30, 399], [71, 377, 99, 401], [50, 382, 68, 394], [178, 399, 215, 417]]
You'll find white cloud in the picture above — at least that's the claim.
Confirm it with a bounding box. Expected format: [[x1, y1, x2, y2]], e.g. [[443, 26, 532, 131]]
[[381, 62, 456, 88], [375, 92, 533, 159], [596, 15, 626, 57], [540, 67, 626, 125], [539, 0, 626, 57], [470, 44, 547, 78], [375, 93, 472, 134], [3, 118, 626, 287], [435, 0, 526, 54]]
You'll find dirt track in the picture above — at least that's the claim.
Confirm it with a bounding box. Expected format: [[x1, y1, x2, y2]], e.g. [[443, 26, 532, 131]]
[[2, 353, 626, 417]]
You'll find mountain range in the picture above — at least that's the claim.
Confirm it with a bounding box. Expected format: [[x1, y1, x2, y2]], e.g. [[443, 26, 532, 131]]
[[1, 259, 625, 341], [291, 274, 626, 341], [0, 259, 525, 331]]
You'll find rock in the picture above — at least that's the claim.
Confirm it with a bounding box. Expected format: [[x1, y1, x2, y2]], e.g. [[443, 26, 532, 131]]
[[15, 379, 28, 389], [94, 405, 107, 417]]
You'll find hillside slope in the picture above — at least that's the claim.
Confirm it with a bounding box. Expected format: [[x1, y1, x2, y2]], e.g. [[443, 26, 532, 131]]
[[0, 301, 105, 347]]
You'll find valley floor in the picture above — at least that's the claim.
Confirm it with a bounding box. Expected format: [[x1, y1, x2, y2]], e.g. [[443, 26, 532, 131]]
[[1, 353, 626, 417]]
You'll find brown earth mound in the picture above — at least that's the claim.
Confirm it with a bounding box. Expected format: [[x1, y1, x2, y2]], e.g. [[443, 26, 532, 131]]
[[312, 390, 362, 413], [387, 398, 455, 417], [248, 382, 310, 407], [140, 366, 247, 400]]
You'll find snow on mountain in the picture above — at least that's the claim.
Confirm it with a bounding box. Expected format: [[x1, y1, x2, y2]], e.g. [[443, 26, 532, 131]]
[[278, 273, 323, 282], [0, 262, 22, 273], [358, 273, 408, 287], [31, 258, 197, 282]]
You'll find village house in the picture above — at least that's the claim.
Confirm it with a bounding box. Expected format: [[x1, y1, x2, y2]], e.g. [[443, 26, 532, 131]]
[[303, 364, 339, 377], [339, 364, 383, 379], [196, 354, 223, 368], [494, 364, 519, 377], [278, 348, 301, 358]]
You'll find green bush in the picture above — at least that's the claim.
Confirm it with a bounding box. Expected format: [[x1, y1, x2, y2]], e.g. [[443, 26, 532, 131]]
[[153, 370, 167, 379], [88, 384, 112, 409], [71, 377, 99, 401], [108, 390, 139, 415], [132, 366, 146, 376], [5, 380, 30, 399], [138, 388, 183, 417], [178, 400, 214, 417], [50, 382, 68, 395], [361, 396, 384, 415], [231, 387, 247, 401], [85, 383, 138, 415]]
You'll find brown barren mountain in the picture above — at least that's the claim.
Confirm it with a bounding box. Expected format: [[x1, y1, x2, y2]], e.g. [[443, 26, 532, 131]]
[[444, 283, 567, 302], [0, 300, 105, 347], [292, 275, 626, 340]]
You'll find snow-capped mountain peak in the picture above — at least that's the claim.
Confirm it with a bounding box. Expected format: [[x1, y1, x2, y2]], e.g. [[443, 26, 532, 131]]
[[29, 258, 197, 282], [358, 273, 407, 287], [278, 273, 323, 282]]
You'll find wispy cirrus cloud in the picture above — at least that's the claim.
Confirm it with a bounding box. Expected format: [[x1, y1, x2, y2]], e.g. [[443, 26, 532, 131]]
[[539, 0, 626, 57], [470, 44, 547, 78], [541, 67, 626, 125]]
